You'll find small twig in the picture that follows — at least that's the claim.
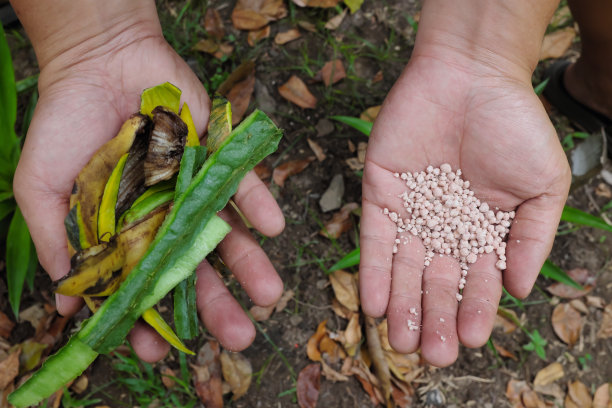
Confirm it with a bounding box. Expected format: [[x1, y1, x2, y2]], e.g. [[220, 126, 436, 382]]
[[293, 299, 333, 310], [450, 375, 495, 384]]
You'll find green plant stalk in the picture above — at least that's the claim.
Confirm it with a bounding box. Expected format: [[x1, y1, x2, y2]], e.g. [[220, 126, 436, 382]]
[[561, 205, 612, 232], [329, 115, 372, 137]]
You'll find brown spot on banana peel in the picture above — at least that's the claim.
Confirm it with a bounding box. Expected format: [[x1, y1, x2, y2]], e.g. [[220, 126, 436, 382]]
[[144, 106, 187, 186]]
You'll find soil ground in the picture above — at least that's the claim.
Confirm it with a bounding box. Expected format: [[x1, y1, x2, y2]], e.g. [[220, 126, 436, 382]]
[[2, 0, 612, 407]]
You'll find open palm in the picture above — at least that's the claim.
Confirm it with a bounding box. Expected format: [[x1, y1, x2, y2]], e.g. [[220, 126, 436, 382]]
[[360, 57, 570, 366], [14, 35, 284, 361]]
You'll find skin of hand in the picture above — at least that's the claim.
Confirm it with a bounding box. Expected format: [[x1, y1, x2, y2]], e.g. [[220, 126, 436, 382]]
[[12, 16, 284, 363], [360, 31, 571, 367]]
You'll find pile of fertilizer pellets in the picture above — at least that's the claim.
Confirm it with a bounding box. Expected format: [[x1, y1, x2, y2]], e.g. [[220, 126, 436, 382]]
[[383, 164, 515, 301]]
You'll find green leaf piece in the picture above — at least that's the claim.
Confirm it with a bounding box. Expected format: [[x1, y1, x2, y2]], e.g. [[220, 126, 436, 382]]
[[540, 259, 582, 289], [140, 82, 182, 117], [0, 23, 19, 170], [561, 205, 612, 232], [0, 199, 15, 222], [330, 116, 372, 136], [329, 247, 360, 272], [343, 0, 364, 14], [523, 329, 547, 360], [6, 208, 33, 317]]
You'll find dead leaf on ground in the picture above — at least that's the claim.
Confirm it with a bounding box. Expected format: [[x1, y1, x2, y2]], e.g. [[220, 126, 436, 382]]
[[506, 379, 531, 404], [249, 304, 275, 321], [325, 9, 347, 30], [319, 334, 345, 364], [278, 75, 317, 109], [597, 303, 612, 339], [315, 59, 346, 86], [307, 320, 328, 362], [593, 383, 611, 408], [341, 313, 362, 357], [345, 157, 364, 171], [587, 296, 606, 309], [546, 268, 595, 298], [357, 142, 367, 163], [160, 366, 176, 389], [352, 361, 384, 406], [385, 351, 422, 383], [47, 387, 64, 408], [320, 202, 359, 239], [297, 363, 321, 408], [347, 140, 356, 153], [232, 0, 287, 30], [292, 0, 341, 7], [224, 64, 255, 125], [329, 269, 359, 312], [192, 341, 223, 408], [204, 8, 225, 40], [254, 162, 272, 181], [570, 299, 588, 314], [372, 70, 383, 83], [275, 28, 301, 45], [534, 362, 564, 387], [493, 342, 517, 361], [20, 340, 47, 371], [550, 5, 572, 27], [595, 183, 612, 198], [70, 374, 89, 394], [377, 320, 392, 352], [19, 304, 47, 335], [2, 382, 15, 408], [365, 316, 391, 406], [565, 380, 593, 408], [0, 311, 14, 339], [552, 303, 582, 346], [495, 308, 518, 333], [193, 38, 219, 54], [306, 138, 326, 161], [272, 157, 315, 187], [360, 106, 381, 122], [247, 25, 271, 46], [522, 389, 546, 408], [297, 20, 317, 32], [539, 27, 576, 60], [220, 351, 252, 400], [0, 348, 20, 389], [320, 360, 349, 382], [391, 384, 414, 406], [275, 289, 295, 313], [331, 298, 352, 319]]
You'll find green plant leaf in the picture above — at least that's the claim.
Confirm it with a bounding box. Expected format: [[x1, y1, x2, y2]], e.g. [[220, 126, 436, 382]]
[[0, 199, 15, 222], [540, 259, 582, 289], [329, 247, 360, 272], [140, 82, 182, 117], [330, 116, 372, 136], [533, 78, 549, 95], [523, 329, 547, 360], [6, 207, 33, 317], [25, 242, 38, 291], [0, 23, 19, 169], [343, 0, 364, 14], [561, 205, 612, 232], [15, 74, 38, 94]]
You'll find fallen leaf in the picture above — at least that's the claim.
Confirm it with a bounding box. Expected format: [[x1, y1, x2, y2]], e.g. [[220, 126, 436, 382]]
[[204, 8, 225, 40], [0, 348, 20, 389], [372, 70, 383, 83], [595, 183, 612, 198], [193, 38, 220, 54], [329, 269, 359, 312], [587, 296, 606, 309], [597, 303, 612, 339], [325, 9, 347, 30], [319, 334, 345, 364], [247, 25, 271, 46], [385, 351, 421, 381], [297, 363, 321, 408], [377, 320, 392, 352], [193, 341, 223, 408], [570, 299, 588, 314], [232, 0, 287, 30], [307, 320, 328, 362], [1, 382, 14, 408], [392, 384, 414, 407], [293, 0, 340, 7], [493, 342, 518, 361], [347, 140, 356, 153], [354, 368, 384, 406], [522, 389, 546, 408], [344, 0, 364, 13], [360, 106, 381, 122], [231, 8, 269, 30], [506, 379, 530, 404], [565, 380, 593, 408], [224, 64, 255, 125], [365, 316, 391, 406], [161, 366, 176, 389], [275, 289, 295, 313], [315, 59, 346, 86], [297, 20, 317, 32], [272, 157, 315, 187], [534, 362, 564, 387], [331, 298, 352, 319], [539, 27, 576, 60], [534, 382, 565, 406], [249, 304, 275, 321], [357, 142, 367, 163], [593, 383, 611, 408], [254, 162, 272, 181], [320, 202, 359, 239], [20, 340, 47, 371], [306, 138, 326, 161], [275, 28, 301, 45], [546, 268, 595, 298], [0, 311, 14, 339], [278, 75, 317, 109], [495, 308, 518, 333], [320, 360, 349, 382], [47, 387, 64, 408], [342, 313, 362, 357], [552, 303, 582, 346], [345, 157, 364, 171], [220, 351, 252, 400], [213, 43, 235, 59], [19, 304, 47, 334]]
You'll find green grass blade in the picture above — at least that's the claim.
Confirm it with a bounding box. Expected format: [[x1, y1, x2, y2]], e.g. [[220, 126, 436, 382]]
[[561, 205, 612, 232], [0, 23, 19, 167], [330, 116, 372, 136], [6, 208, 34, 317], [533, 78, 549, 95], [540, 260, 582, 290], [329, 247, 360, 272], [15, 74, 38, 94]]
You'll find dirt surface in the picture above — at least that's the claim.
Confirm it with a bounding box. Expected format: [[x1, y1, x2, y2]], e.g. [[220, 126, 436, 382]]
[[2, 0, 612, 407]]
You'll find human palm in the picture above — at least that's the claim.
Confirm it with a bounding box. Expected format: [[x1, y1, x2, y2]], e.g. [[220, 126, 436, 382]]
[[14, 36, 284, 361], [360, 57, 570, 366]]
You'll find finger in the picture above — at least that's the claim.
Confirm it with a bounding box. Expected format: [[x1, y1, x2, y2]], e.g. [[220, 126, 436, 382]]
[[504, 194, 565, 298], [217, 208, 283, 307], [386, 233, 425, 353], [457, 254, 502, 348], [128, 320, 171, 363], [195, 261, 255, 351], [421, 256, 461, 367], [233, 171, 285, 237]]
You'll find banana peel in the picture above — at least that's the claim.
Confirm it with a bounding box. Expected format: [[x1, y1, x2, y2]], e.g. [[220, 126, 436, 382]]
[[59, 83, 202, 355]]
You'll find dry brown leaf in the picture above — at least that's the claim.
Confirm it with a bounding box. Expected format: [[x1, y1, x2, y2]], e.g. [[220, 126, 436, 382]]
[[204, 8, 225, 40], [231, 9, 270, 30], [249, 304, 275, 321], [342, 313, 362, 357], [595, 183, 612, 198], [297, 20, 317, 32], [275, 289, 295, 313], [0, 311, 14, 339], [278, 75, 317, 109], [161, 366, 176, 389], [493, 342, 518, 361], [331, 298, 352, 319], [1, 382, 14, 408], [232, 0, 287, 30], [565, 380, 593, 408], [319, 334, 345, 364], [522, 389, 546, 408], [225, 65, 255, 125], [495, 308, 518, 333], [365, 316, 391, 406], [47, 387, 64, 408], [329, 269, 359, 312], [0, 348, 20, 389], [347, 140, 356, 153], [391, 384, 414, 407], [597, 303, 612, 339], [254, 162, 272, 181], [71, 374, 89, 394], [193, 38, 219, 54], [297, 363, 321, 408], [220, 351, 252, 400], [357, 142, 367, 163], [360, 106, 381, 122], [570, 299, 588, 314], [306, 138, 326, 162], [19, 304, 47, 334], [320, 360, 349, 382], [372, 70, 383, 83], [352, 363, 384, 406], [193, 341, 223, 408], [593, 383, 611, 408], [214, 43, 235, 59], [247, 25, 271, 46], [272, 157, 315, 187], [275, 28, 301, 45], [292, 0, 340, 6], [552, 303, 582, 346], [320, 202, 359, 239], [377, 319, 392, 352], [325, 9, 347, 30], [385, 351, 421, 381], [506, 379, 530, 404], [315, 59, 346, 86], [307, 320, 328, 362], [539, 27, 576, 60], [345, 157, 364, 171], [587, 296, 606, 309], [534, 362, 564, 387], [546, 268, 595, 299]]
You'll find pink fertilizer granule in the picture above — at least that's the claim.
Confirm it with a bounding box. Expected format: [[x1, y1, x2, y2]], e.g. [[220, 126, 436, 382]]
[[384, 164, 514, 300]]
